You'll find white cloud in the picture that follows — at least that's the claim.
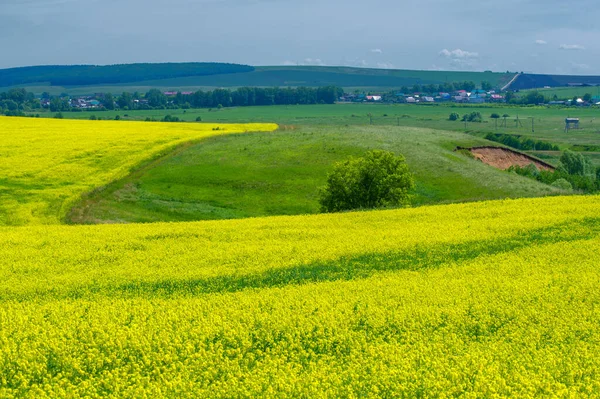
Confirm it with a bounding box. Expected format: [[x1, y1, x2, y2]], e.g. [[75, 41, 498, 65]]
[[427, 64, 444, 71], [559, 44, 585, 50], [342, 59, 369, 68], [376, 62, 394, 69], [570, 62, 591, 71], [281, 58, 326, 66], [370, 48, 383, 54], [535, 39, 547, 45], [302, 58, 325, 66], [439, 48, 479, 59]]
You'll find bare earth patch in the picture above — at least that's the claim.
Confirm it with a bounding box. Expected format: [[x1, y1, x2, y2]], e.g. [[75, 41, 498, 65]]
[[463, 146, 555, 171]]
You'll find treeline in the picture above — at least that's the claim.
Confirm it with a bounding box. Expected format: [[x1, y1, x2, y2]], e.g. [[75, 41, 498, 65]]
[[0, 86, 345, 115], [507, 90, 597, 105], [509, 150, 600, 192], [485, 133, 559, 151], [117, 86, 344, 109], [0, 88, 39, 116], [0, 63, 254, 87]]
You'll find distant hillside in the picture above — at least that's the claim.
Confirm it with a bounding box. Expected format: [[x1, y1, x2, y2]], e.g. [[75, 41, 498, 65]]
[[0, 63, 254, 87], [510, 73, 600, 90], [0, 63, 512, 94]]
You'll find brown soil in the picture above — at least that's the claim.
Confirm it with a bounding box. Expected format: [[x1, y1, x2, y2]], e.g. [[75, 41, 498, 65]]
[[462, 146, 555, 171]]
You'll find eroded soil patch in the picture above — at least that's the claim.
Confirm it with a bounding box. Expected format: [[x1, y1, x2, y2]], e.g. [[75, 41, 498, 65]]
[[459, 146, 555, 171]]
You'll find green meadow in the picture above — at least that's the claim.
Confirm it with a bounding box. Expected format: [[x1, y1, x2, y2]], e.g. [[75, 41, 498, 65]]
[[71, 125, 559, 224]]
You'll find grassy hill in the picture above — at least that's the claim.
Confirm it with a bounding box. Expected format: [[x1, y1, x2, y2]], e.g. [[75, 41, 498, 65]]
[[2, 64, 513, 95], [511, 73, 600, 90], [0, 63, 254, 87], [70, 125, 559, 224]]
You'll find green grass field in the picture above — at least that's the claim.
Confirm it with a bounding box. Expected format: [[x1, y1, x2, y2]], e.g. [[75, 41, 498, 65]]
[[520, 86, 600, 101], [28, 102, 600, 225], [34, 103, 600, 149], [71, 125, 559, 224]]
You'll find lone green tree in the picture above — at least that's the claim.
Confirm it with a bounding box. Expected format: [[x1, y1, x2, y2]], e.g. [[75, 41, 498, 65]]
[[319, 150, 415, 213]]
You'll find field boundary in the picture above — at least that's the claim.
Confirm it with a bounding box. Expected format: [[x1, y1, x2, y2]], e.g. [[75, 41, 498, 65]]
[[65, 129, 277, 224]]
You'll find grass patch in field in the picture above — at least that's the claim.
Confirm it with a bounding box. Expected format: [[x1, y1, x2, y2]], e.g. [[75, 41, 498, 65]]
[[0, 117, 276, 225], [72, 125, 560, 224]]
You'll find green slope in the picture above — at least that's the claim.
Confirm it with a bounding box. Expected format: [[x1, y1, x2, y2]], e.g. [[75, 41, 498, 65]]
[[70, 125, 560, 224], [8, 65, 513, 95]]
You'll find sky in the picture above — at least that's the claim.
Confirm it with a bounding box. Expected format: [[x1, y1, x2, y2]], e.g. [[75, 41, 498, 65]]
[[1, 0, 598, 75]]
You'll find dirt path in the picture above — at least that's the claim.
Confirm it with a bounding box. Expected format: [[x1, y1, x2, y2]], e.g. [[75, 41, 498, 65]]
[[501, 73, 521, 92], [464, 146, 555, 171]]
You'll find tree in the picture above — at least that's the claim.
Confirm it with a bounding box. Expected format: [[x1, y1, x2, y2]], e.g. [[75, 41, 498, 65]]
[[49, 97, 69, 112], [583, 93, 592, 102], [523, 90, 545, 105], [146, 89, 167, 107], [117, 92, 133, 109], [504, 91, 515, 103], [319, 150, 415, 213], [481, 81, 493, 91], [449, 112, 460, 121], [101, 93, 115, 110], [558, 150, 595, 177]]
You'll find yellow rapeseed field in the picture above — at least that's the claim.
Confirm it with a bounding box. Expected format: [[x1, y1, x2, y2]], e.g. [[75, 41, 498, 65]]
[[3, 117, 600, 397], [0, 117, 277, 226], [2, 195, 600, 397]]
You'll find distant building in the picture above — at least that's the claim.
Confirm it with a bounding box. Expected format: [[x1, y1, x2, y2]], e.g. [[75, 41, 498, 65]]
[[565, 118, 580, 131], [468, 97, 485, 104]]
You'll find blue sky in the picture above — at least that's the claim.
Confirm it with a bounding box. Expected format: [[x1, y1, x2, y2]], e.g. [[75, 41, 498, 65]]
[[1, 0, 598, 74]]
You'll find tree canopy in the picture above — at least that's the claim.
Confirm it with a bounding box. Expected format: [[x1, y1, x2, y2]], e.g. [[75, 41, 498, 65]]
[[319, 150, 415, 213]]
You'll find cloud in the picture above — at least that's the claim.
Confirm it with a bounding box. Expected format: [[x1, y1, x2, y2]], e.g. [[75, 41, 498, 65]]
[[570, 62, 591, 71], [559, 44, 585, 50], [439, 48, 479, 59], [535, 39, 547, 45], [302, 58, 325, 66], [281, 58, 326, 66], [376, 62, 394, 69], [370, 48, 383, 54]]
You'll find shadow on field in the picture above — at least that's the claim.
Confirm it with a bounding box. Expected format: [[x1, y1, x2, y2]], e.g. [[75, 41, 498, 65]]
[[69, 217, 600, 299]]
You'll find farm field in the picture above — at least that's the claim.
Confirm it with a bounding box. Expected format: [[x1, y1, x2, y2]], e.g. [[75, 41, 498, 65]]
[[0, 117, 277, 225], [30, 103, 600, 150], [520, 86, 600, 101], [3, 115, 600, 397], [71, 125, 558, 224], [3, 196, 600, 397]]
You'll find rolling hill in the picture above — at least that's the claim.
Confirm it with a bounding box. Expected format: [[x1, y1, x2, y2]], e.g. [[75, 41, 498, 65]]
[[1, 63, 513, 95], [510, 73, 600, 90]]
